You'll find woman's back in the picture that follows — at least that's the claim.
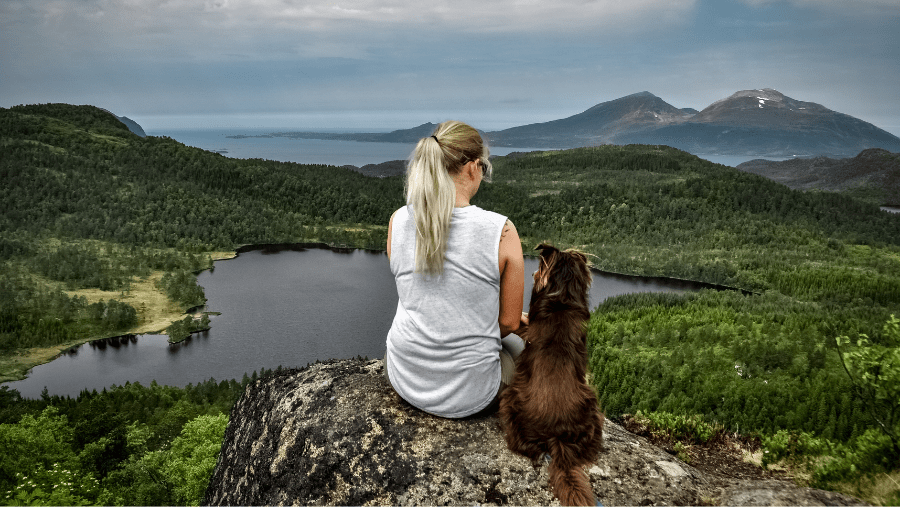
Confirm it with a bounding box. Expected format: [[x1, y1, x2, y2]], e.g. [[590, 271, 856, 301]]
[[386, 204, 508, 418], [384, 119, 525, 419]]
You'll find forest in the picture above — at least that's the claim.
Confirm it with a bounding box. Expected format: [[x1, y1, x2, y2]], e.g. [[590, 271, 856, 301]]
[[0, 366, 282, 505], [1, 103, 898, 504]]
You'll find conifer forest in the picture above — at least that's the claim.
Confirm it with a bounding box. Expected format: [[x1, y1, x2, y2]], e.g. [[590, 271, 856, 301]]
[[1, 104, 898, 504]]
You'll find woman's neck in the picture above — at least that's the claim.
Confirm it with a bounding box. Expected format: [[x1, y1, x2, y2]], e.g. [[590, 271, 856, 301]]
[[453, 174, 477, 207]]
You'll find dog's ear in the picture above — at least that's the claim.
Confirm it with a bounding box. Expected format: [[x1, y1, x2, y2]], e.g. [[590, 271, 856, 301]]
[[533, 243, 559, 291], [534, 243, 559, 257], [566, 249, 590, 271], [534, 243, 560, 269], [564, 248, 593, 292]]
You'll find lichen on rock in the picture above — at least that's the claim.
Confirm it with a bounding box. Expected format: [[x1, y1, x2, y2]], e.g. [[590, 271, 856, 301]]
[[204, 358, 865, 506]]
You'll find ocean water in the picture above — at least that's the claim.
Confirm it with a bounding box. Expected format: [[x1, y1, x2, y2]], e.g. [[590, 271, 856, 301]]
[[148, 127, 788, 168], [147, 128, 554, 167]]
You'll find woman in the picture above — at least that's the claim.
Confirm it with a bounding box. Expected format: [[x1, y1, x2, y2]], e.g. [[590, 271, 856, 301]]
[[385, 120, 527, 418]]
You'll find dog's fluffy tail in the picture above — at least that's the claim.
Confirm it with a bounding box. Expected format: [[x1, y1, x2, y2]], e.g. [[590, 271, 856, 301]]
[[547, 440, 595, 506]]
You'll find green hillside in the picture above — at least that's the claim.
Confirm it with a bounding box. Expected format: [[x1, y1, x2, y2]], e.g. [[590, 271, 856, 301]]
[[1, 103, 402, 370], [481, 147, 899, 496], [1, 104, 898, 504], [481, 147, 900, 502]]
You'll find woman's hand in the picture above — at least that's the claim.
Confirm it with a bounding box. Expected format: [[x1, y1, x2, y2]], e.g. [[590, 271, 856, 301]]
[[513, 311, 530, 343]]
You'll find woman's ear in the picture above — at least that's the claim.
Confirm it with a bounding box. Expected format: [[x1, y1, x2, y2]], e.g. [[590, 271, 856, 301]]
[[463, 159, 480, 180]]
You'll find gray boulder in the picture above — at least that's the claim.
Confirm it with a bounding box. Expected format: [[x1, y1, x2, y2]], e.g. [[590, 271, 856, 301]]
[[204, 358, 865, 506]]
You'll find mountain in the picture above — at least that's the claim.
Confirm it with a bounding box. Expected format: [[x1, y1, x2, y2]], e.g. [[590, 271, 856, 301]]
[[99, 107, 146, 137], [486, 91, 695, 148], [488, 88, 900, 157], [260, 92, 693, 147], [270, 89, 900, 157], [736, 148, 900, 205], [116, 115, 146, 137], [373, 122, 438, 143], [633, 89, 900, 157]]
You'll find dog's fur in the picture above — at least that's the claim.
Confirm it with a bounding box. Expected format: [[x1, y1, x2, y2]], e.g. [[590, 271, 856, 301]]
[[498, 243, 604, 506]]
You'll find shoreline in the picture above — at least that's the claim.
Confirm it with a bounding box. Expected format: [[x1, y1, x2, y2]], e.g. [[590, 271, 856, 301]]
[[0, 251, 237, 385], [0, 239, 749, 388], [232, 241, 753, 294]]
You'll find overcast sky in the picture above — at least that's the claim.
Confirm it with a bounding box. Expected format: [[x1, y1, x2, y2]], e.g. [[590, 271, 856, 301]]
[[2, 0, 899, 133]]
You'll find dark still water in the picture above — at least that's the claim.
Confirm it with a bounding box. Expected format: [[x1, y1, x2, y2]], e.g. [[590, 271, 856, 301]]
[[6, 247, 702, 399]]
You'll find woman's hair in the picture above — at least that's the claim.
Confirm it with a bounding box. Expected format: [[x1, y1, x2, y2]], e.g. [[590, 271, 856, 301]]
[[405, 120, 493, 276]]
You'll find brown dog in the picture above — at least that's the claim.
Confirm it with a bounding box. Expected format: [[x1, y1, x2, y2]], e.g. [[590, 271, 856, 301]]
[[499, 243, 604, 506]]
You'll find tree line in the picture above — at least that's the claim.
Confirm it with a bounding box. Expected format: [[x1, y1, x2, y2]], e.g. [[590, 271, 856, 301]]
[[0, 365, 287, 505]]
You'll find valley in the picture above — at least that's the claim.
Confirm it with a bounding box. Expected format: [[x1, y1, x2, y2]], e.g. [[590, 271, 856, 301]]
[[1, 103, 898, 505]]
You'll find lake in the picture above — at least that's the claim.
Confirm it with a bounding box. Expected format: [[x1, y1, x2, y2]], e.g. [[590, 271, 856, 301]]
[[5, 246, 705, 399], [1, 129, 832, 399]]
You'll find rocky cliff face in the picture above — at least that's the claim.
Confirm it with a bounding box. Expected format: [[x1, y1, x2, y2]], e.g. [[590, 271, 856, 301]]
[[204, 358, 864, 506]]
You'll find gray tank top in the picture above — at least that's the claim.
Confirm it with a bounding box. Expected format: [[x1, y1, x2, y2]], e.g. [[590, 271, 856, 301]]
[[386, 204, 508, 418]]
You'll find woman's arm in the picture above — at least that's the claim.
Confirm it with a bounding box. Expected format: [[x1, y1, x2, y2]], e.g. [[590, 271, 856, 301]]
[[498, 219, 525, 337], [387, 209, 399, 260]]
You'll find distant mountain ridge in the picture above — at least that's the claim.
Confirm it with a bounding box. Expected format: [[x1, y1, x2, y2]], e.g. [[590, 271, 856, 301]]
[[99, 108, 146, 137], [267, 89, 900, 157], [487, 91, 694, 148], [251, 122, 439, 144], [116, 115, 146, 137], [737, 148, 900, 205], [629, 89, 900, 157], [342, 159, 406, 178]]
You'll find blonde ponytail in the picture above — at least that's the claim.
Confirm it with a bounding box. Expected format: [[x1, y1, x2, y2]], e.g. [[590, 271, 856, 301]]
[[405, 121, 492, 276]]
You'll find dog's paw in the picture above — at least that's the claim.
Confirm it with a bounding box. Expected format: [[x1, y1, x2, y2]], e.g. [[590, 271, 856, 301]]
[[531, 453, 551, 468], [529, 456, 545, 469]]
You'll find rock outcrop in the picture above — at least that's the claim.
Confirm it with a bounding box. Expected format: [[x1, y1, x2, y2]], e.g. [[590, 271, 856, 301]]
[[204, 358, 865, 506]]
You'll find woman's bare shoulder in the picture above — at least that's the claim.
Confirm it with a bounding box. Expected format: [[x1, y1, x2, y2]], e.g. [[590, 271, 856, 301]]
[[500, 219, 519, 241], [498, 219, 522, 268]]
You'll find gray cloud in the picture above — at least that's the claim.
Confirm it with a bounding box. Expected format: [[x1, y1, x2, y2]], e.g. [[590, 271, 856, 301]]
[[1, 0, 898, 134]]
